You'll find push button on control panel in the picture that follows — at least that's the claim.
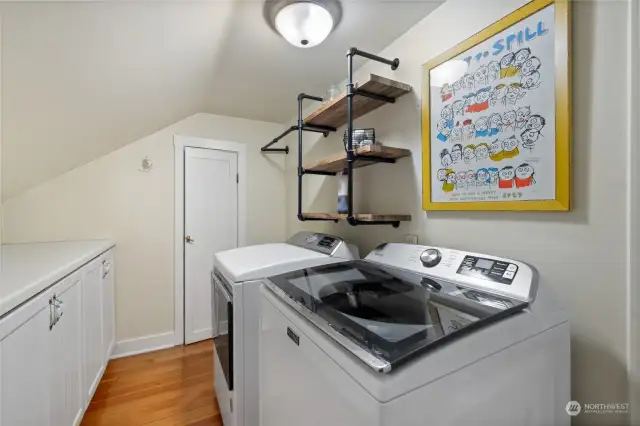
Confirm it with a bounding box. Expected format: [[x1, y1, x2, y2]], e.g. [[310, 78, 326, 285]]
[[456, 255, 518, 285]]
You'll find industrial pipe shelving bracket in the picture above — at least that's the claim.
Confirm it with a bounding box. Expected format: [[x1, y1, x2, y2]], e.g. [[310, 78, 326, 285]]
[[296, 93, 339, 223], [260, 102, 336, 154], [345, 47, 401, 228]]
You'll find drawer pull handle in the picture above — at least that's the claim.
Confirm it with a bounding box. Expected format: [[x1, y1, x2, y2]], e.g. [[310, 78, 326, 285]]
[[287, 327, 299, 346]]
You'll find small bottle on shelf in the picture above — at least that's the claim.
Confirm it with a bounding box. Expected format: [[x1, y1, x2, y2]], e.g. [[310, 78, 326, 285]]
[[337, 168, 348, 214]]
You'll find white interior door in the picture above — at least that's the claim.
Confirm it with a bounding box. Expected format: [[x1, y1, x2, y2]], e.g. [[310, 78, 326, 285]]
[[185, 147, 238, 344]]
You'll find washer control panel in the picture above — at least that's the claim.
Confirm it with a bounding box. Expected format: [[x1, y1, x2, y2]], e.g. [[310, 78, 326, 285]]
[[288, 231, 357, 258], [456, 255, 518, 285]]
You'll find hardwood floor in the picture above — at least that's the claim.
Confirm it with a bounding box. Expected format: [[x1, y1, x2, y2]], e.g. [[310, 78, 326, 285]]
[[81, 340, 222, 426]]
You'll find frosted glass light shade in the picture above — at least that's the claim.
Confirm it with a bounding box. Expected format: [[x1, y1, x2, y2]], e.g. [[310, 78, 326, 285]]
[[275, 2, 334, 48]]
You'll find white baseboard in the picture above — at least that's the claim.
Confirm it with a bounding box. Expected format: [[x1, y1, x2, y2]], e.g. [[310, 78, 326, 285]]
[[110, 331, 175, 359]]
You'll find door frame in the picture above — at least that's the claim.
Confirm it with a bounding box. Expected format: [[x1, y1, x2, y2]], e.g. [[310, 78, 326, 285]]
[[629, 0, 640, 421], [173, 135, 247, 346]]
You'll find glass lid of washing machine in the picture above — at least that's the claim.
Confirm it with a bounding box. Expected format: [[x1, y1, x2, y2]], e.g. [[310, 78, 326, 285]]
[[267, 260, 529, 368]]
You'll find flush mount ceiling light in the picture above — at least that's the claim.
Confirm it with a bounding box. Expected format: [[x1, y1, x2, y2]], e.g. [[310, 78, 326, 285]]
[[264, 0, 342, 48]]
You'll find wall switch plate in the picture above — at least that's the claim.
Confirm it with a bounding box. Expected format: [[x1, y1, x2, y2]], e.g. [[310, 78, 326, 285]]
[[404, 234, 418, 244]]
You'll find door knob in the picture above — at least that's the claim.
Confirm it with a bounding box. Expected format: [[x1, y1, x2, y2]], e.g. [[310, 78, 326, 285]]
[[185, 235, 195, 244]]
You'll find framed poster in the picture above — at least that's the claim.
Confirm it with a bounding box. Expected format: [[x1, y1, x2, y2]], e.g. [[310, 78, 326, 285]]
[[422, 0, 570, 211]]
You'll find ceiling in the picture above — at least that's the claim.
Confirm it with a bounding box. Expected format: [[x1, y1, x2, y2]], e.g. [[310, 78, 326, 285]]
[[0, 0, 443, 200]]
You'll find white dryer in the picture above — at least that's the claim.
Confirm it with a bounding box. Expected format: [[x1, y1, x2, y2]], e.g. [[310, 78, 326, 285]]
[[260, 243, 570, 426], [211, 231, 358, 426]]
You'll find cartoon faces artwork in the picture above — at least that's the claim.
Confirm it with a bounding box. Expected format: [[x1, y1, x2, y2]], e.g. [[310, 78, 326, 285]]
[[463, 73, 475, 90], [516, 106, 531, 129], [463, 94, 476, 113], [441, 84, 453, 102], [500, 52, 517, 78], [474, 65, 489, 86], [521, 56, 542, 77], [430, 21, 554, 201], [466, 170, 476, 186], [498, 166, 516, 189], [502, 110, 517, 131], [504, 83, 526, 106], [475, 143, 490, 161], [489, 139, 503, 161], [488, 168, 499, 185], [474, 116, 489, 138], [487, 61, 500, 82], [490, 84, 506, 107], [440, 149, 453, 167], [441, 105, 454, 124], [521, 71, 541, 90], [521, 129, 541, 151], [451, 126, 463, 142], [436, 118, 452, 142], [474, 88, 491, 112], [462, 122, 475, 141], [513, 47, 531, 70], [452, 79, 464, 95], [515, 163, 535, 188], [451, 144, 463, 163], [442, 171, 456, 193], [463, 145, 476, 164], [452, 100, 465, 117], [489, 113, 502, 136], [501, 136, 520, 158], [456, 171, 467, 190], [525, 114, 546, 132], [476, 168, 489, 187]]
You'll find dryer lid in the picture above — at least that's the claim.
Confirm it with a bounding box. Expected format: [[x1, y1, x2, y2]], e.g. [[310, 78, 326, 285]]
[[214, 243, 332, 282]]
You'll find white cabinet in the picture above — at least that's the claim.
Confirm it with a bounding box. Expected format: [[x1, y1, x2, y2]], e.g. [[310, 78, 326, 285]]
[[101, 253, 115, 361], [0, 245, 115, 426], [0, 302, 51, 426], [50, 273, 83, 426], [82, 258, 104, 404]]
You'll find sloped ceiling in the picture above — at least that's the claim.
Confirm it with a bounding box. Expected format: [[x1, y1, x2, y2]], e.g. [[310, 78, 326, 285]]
[[0, 0, 442, 200]]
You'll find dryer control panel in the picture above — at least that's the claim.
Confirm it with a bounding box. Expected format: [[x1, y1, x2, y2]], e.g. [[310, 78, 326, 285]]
[[457, 255, 519, 285], [287, 231, 359, 259]]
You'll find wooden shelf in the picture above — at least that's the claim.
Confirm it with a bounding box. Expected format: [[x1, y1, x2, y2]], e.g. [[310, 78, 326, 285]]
[[304, 144, 411, 174], [301, 213, 411, 222], [304, 74, 412, 128]]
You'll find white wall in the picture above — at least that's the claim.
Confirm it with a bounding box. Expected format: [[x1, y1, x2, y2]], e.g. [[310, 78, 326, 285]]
[[2, 113, 287, 342], [285, 1, 631, 424]]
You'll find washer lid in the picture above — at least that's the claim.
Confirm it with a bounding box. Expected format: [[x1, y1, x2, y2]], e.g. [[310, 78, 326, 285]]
[[214, 243, 333, 282], [267, 260, 529, 372]]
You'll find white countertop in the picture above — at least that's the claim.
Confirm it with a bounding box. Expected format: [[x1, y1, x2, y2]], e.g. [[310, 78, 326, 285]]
[[0, 240, 114, 318]]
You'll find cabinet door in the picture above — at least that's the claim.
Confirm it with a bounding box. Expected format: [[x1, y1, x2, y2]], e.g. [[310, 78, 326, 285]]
[[101, 252, 115, 361], [50, 275, 83, 426], [0, 307, 51, 426], [82, 259, 104, 403]]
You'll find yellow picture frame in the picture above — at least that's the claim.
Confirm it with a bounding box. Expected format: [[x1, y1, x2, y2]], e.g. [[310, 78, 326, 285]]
[[421, 0, 571, 211]]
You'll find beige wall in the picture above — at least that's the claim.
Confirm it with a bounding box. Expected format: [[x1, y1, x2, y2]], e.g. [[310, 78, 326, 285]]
[[2, 113, 287, 341], [285, 1, 631, 424]]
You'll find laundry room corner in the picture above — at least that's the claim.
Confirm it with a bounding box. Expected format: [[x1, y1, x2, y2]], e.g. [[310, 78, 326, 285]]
[[1, 112, 288, 345], [283, 1, 635, 425]]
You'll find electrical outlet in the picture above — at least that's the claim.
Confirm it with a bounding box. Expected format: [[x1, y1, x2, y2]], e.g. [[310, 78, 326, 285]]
[[404, 234, 418, 244]]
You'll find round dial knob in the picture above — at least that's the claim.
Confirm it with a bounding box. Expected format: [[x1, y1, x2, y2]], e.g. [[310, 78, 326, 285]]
[[420, 249, 442, 268]]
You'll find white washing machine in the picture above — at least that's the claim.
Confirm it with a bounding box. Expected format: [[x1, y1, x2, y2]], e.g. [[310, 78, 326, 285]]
[[211, 231, 359, 426], [260, 243, 570, 426]]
